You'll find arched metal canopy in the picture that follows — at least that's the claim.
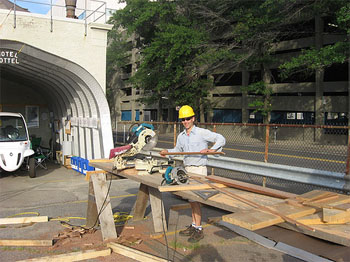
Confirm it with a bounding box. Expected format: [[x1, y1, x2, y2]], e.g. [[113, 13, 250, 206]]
[[0, 39, 113, 159]]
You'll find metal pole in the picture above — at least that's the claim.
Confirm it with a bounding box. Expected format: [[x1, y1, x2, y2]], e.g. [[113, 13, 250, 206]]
[[50, 0, 53, 32], [212, 124, 217, 176], [346, 127, 350, 174], [84, 0, 87, 36], [264, 125, 270, 163], [173, 123, 177, 147], [123, 124, 126, 144], [13, 0, 16, 29]]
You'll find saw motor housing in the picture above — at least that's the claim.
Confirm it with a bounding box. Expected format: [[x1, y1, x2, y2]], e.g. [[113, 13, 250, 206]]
[[110, 124, 157, 170], [162, 166, 189, 185]]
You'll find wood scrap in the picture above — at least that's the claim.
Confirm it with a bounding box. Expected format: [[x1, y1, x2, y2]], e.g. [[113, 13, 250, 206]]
[[17, 248, 111, 261], [0, 216, 48, 225], [0, 239, 53, 246], [206, 175, 298, 199], [55, 226, 96, 240], [107, 242, 168, 262]]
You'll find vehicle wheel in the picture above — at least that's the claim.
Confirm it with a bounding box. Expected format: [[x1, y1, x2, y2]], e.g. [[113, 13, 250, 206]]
[[29, 158, 36, 178]]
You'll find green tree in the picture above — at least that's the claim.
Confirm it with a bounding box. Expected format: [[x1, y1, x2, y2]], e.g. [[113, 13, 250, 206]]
[[108, 0, 210, 121]]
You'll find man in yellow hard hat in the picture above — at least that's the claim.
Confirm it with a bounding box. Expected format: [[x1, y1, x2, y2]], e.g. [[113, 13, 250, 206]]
[[160, 105, 225, 243]]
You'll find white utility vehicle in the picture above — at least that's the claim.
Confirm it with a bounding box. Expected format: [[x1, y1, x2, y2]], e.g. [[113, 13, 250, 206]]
[[0, 112, 36, 177]]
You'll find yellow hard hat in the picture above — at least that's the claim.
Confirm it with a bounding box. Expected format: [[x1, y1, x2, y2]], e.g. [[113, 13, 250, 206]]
[[179, 105, 195, 119]]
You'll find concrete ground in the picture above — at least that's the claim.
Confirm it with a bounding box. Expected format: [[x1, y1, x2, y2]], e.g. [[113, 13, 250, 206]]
[[0, 163, 303, 262]]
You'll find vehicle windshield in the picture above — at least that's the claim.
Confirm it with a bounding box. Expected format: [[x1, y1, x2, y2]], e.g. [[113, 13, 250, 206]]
[[0, 115, 28, 142]]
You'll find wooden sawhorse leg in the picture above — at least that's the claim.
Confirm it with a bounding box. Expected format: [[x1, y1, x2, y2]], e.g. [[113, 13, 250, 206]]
[[86, 171, 117, 241], [132, 183, 167, 233]]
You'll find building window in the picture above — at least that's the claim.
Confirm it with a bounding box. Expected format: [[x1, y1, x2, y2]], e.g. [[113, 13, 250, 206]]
[[144, 110, 157, 121], [213, 72, 242, 86], [248, 110, 263, 123], [121, 110, 132, 121], [213, 109, 242, 123], [270, 111, 314, 125], [135, 110, 140, 121], [324, 112, 348, 135]]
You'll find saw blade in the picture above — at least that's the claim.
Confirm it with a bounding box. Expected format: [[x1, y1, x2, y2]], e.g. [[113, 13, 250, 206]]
[[142, 134, 158, 151]]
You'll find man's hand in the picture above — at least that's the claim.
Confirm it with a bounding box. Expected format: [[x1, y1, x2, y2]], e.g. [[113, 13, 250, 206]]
[[200, 149, 216, 154], [160, 150, 168, 157]]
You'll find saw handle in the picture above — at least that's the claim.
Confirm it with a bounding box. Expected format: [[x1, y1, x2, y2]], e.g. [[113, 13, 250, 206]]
[[160, 151, 225, 156]]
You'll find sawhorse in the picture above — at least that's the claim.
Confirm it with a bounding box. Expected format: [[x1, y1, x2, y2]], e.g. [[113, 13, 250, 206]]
[[85, 170, 167, 241]]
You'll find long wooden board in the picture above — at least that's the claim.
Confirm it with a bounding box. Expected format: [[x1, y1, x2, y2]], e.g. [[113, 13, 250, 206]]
[[107, 242, 167, 262], [158, 183, 227, 192], [0, 216, 48, 225], [0, 239, 53, 246], [206, 175, 297, 199], [17, 248, 111, 261]]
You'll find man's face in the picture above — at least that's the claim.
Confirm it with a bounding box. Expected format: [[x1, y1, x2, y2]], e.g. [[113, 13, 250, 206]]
[[181, 116, 195, 130]]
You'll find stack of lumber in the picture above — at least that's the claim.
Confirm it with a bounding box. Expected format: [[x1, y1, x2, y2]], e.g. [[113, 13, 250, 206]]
[[158, 175, 350, 246]]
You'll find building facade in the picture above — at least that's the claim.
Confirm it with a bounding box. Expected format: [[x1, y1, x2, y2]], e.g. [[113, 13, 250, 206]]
[[111, 16, 349, 138]]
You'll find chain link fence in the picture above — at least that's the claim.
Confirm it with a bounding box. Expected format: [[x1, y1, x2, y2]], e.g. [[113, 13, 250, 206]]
[[114, 121, 350, 194]]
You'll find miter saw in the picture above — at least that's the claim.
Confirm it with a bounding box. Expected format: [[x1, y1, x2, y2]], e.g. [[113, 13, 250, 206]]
[[109, 123, 163, 170], [109, 123, 189, 184]]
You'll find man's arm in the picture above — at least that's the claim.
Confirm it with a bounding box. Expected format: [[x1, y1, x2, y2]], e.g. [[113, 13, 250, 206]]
[[160, 135, 183, 157], [202, 129, 226, 151]]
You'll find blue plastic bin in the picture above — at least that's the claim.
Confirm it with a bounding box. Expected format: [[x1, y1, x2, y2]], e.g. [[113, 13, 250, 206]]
[[82, 159, 95, 175]]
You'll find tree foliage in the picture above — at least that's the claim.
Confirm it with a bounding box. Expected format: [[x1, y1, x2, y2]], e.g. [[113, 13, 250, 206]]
[[107, 0, 349, 122], [280, 0, 350, 79], [108, 0, 210, 118]]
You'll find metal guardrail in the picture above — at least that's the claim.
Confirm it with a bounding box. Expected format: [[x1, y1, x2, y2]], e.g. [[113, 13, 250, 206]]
[[145, 148, 350, 193]]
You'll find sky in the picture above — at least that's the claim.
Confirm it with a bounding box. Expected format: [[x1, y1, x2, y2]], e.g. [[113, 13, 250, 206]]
[[11, 0, 56, 14]]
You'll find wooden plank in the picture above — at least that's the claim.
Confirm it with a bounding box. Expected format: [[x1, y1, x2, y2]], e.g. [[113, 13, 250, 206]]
[[0, 216, 48, 225], [206, 175, 297, 199], [323, 208, 350, 223], [85, 170, 107, 181], [85, 179, 99, 228], [148, 187, 167, 233], [17, 248, 111, 261], [0, 239, 53, 246], [158, 183, 227, 192], [170, 203, 192, 211], [223, 203, 317, 231], [296, 212, 350, 225], [132, 183, 149, 221], [89, 159, 113, 163], [161, 151, 225, 156], [303, 195, 350, 209], [90, 173, 117, 241], [296, 190, 335, 202], [107, 242, 168, 262]]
